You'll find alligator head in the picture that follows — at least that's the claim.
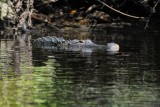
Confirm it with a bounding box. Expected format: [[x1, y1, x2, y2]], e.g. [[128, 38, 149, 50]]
[[33, 36, 120, 53]]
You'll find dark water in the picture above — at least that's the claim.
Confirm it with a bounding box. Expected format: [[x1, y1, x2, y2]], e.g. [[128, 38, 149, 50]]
[[0, 29, 160, 107]]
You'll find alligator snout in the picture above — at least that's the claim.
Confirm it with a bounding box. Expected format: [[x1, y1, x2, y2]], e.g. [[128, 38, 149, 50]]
[[106, 43, 119, 52]]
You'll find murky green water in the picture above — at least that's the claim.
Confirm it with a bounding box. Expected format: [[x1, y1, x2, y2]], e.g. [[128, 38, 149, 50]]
[[0, 29, 160, 107]]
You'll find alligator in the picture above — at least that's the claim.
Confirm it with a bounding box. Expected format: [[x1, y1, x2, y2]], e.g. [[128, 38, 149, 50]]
[[33, 36, 119, 53]]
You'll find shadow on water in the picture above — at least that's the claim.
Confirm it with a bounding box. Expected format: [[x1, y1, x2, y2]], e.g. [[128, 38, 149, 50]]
[[0, 28, 160, 107]]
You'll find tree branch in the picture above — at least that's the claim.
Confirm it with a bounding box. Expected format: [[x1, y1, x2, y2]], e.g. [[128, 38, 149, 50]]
[[97, 0, 144, 19]]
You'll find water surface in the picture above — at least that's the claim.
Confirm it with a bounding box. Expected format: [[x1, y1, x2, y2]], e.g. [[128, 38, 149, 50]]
[[0, 29, 160, 107]]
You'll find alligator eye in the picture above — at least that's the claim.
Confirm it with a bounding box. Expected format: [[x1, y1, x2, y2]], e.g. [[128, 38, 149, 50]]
[[79, 40, 84, 43]]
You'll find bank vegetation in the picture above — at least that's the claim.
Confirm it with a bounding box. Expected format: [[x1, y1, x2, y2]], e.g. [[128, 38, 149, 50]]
[[0, 0, 160, 34]]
